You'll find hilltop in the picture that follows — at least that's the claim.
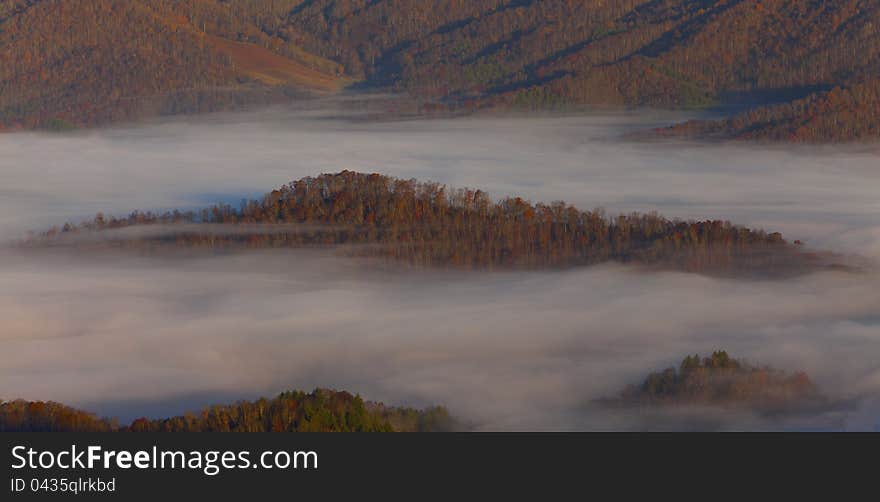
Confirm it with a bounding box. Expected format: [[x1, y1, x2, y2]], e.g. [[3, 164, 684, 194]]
[[609, 351, 825, 412], [0, 388, 456, 432], [25, 171, 842, 277]]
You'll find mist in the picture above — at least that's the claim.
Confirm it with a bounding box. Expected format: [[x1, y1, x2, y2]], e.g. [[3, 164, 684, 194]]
[[1, 105, 878, 430]]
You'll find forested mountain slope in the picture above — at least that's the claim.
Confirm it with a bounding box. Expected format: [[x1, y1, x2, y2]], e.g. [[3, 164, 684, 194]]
[[660, 77, 880, 141], [2, 0, 879, 140], [0, 0, 345, 129], [284, 0, 877, 106]]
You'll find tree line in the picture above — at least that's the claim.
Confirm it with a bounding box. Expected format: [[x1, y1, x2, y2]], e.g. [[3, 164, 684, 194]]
[[0, 388, 455, 432], [30, 171, 829, 277]]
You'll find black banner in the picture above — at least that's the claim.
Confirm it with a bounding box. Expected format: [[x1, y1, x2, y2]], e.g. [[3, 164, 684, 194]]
[[0, 433, 873, 499]]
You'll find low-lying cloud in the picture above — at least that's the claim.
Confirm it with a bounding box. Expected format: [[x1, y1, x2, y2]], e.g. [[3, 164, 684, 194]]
[[0, 105, 878, 430]]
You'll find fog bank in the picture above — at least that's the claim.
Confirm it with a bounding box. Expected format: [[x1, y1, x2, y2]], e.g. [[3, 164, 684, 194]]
[[1, 107, 878, 430]]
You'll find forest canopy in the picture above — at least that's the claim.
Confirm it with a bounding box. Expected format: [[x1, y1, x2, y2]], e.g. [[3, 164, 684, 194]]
[[0, 388, 456, 432], [610, 351, 824, 411], [1, 1, 880, 141], [24, 171, 840, 277]]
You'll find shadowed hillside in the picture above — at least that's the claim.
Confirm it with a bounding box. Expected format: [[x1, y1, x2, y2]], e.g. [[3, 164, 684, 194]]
[[262, 0, 880, 141], [2, 1, 880, 139], [660, 78, 880, 142]]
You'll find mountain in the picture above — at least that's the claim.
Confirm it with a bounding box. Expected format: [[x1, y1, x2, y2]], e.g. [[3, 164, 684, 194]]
[[25, 171, 842, 277], [0, 0, 345, 129], [2, 0, 879, 140]]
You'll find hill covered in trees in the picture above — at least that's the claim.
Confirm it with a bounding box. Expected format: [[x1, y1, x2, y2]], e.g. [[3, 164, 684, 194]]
[[0, 0, 346, 129], [0, 388, 455, 432], [660, 78, 880, 142], [610, 351, 824, 411], [25, 171, 839, 277], [2, 1, 880, 140]]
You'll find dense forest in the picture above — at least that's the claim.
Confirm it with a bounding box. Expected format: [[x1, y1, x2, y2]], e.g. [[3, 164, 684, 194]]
[[25, 171, 837, 277], [2, 1, 879, 140], [0, 388, 455, 432], [612, 351, 823, 410], [661, 77, 880, 142], [0, 0, 345, 129]]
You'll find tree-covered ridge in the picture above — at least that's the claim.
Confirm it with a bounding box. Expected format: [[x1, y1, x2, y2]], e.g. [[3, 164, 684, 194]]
[[246, 0, 880, 140], [2, 1, 880, 140], [29, 171, 832, 277], [660, 78, 880, 142], [275, 0, 879, 102], [615, 351, 822, 408], [0, 400, 117, 432], [0, 388, 455, 432], [0, 0, 345, 129]]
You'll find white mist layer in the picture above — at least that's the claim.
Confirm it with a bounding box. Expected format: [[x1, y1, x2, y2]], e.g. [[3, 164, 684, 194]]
[[0, 108, 878, 430]]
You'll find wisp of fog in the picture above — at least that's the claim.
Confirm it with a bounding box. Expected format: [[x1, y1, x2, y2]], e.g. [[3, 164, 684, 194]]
[[1, 106, 878, 430]]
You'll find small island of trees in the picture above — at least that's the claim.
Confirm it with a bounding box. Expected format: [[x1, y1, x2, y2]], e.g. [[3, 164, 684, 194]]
[[26, 171, 838, 277], [612, 351, 823, 411]]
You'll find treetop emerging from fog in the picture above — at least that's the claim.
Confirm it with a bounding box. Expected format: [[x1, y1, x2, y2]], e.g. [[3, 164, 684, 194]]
[[28, 171, 841, 277]]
